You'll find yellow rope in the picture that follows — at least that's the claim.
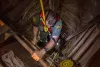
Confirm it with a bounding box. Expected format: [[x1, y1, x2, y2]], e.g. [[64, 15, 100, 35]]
[[40, 0, 46, 25], [40, 0, 48, 32]]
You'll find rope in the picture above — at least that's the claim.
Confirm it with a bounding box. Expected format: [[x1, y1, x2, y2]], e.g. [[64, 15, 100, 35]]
[[40, 0, 49, 32]]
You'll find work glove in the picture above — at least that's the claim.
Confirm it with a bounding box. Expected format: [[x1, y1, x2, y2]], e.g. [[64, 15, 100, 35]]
[[32, 49, 46, 61]]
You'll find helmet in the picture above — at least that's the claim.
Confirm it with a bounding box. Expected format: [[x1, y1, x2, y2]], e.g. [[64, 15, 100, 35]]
[[46, 11, 56, 26]]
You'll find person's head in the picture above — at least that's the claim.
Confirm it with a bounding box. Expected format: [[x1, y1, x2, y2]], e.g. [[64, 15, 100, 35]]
[[45, 10, 56, 27]]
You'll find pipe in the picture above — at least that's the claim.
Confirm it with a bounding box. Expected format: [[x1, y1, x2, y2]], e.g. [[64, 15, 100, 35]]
[[13, 34, 49, 67], [68, 24, 96, 57], [79, 35, 100, 67], [67, 29, 88, 55], [13, 34, 33, 54], [65, 23, 95, 42], [21, 36, 39, 50], [72, 27, 100, 61]]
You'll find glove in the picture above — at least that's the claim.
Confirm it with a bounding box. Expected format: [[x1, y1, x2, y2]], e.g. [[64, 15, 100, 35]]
[[32, 49, 46, 61]]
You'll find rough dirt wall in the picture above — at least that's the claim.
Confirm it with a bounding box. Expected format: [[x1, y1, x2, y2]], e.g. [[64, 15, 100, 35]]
[[1, 0, 100, 40]]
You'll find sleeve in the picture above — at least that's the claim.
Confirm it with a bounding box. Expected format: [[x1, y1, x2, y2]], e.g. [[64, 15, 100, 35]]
[[32, 14, 40, 27], [51, 20, 62, 38]]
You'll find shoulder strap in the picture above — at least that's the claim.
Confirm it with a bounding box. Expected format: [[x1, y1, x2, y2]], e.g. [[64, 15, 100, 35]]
[[40, 12, 52, 32], [40, 12, 60, 32]]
